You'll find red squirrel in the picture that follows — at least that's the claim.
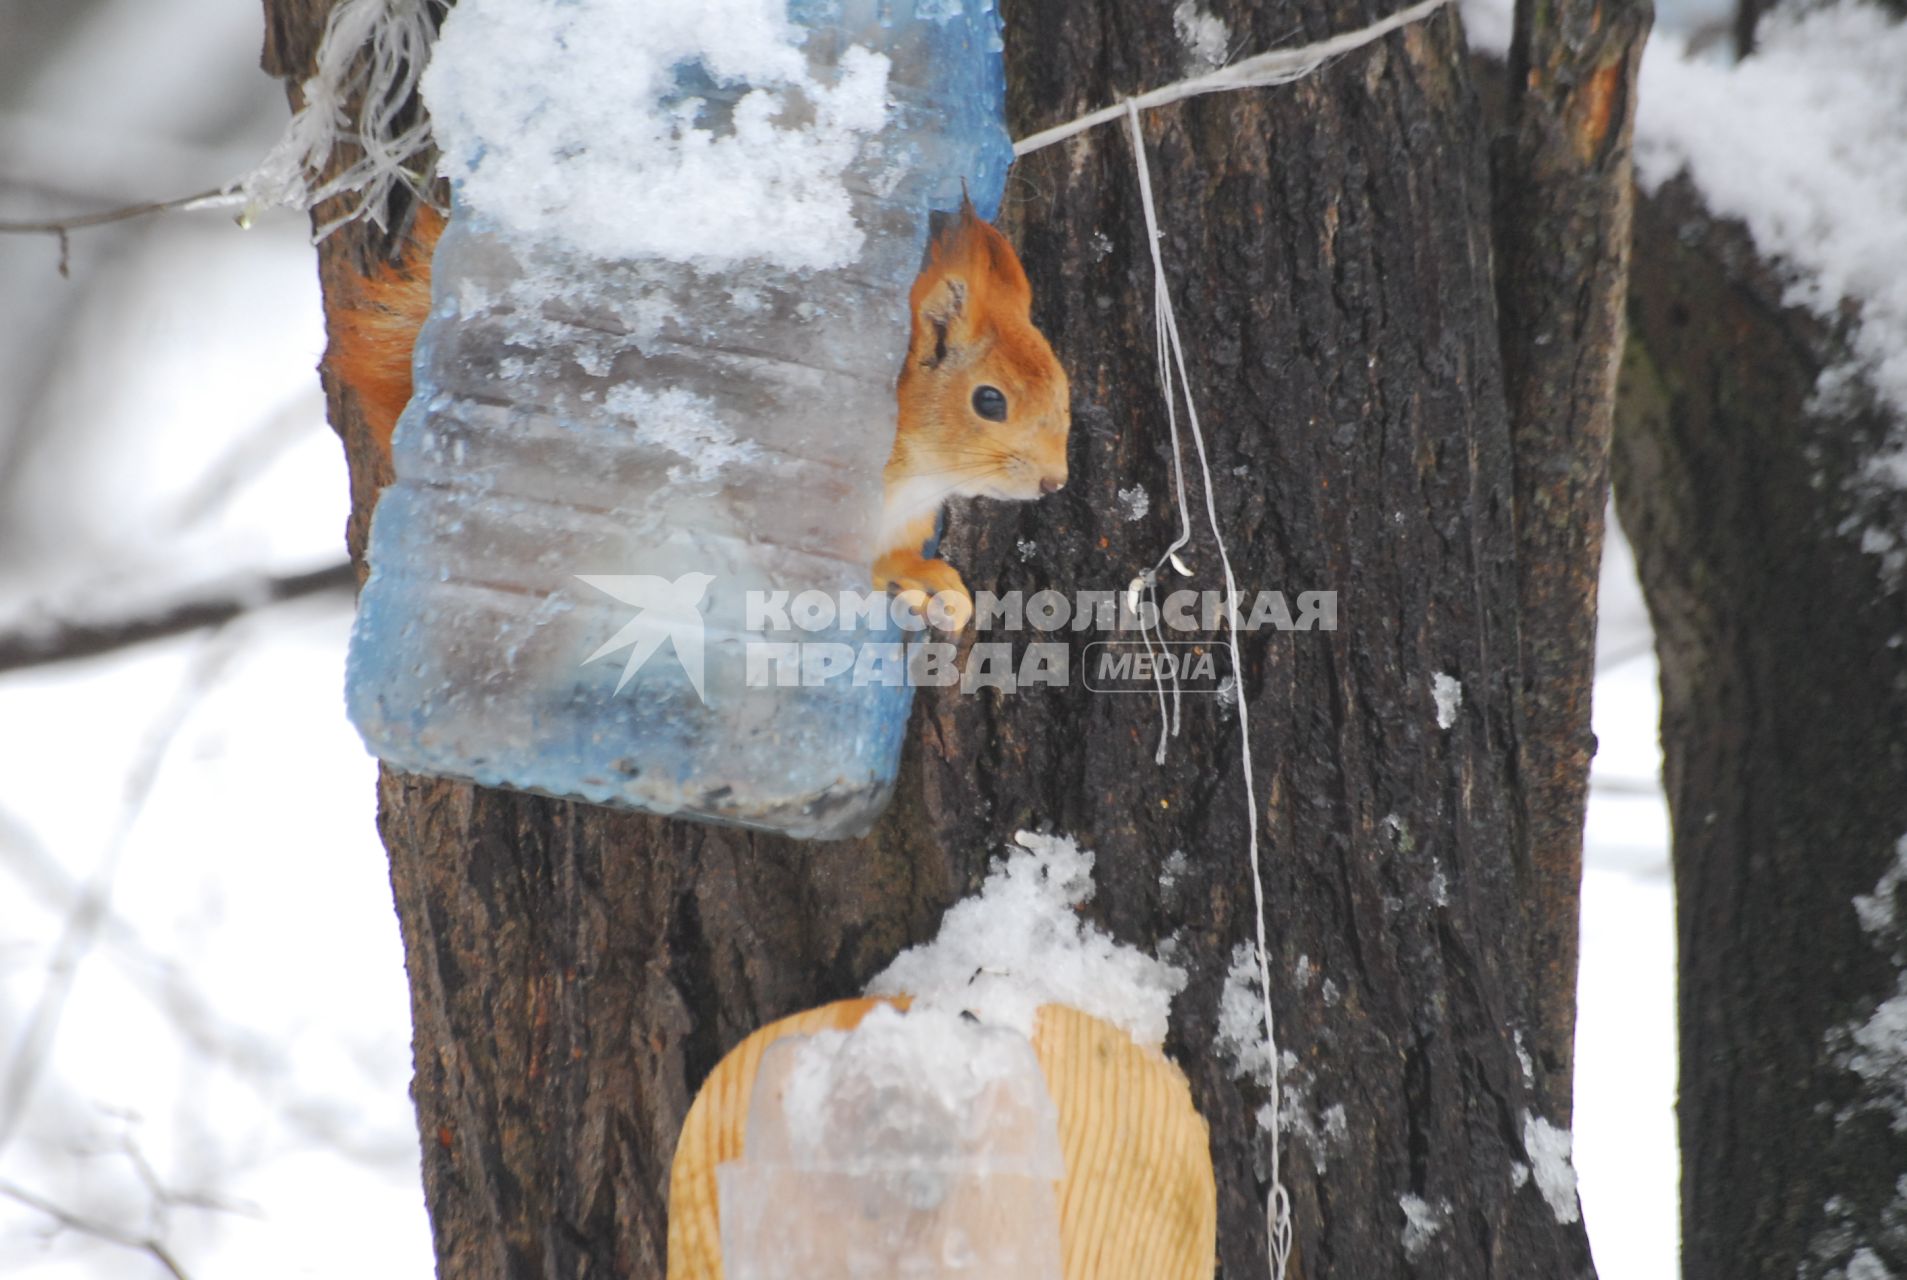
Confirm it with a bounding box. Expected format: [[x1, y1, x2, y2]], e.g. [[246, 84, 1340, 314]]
[[328, 201, 1070, 630]]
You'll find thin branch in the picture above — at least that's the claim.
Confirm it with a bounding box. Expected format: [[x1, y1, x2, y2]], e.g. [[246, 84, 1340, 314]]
[[0, 1178, 193, 1280], [166, 391, 327, 534], [0, 808, 417, 1170], [1589, 773, 1666, 797], [0, 633, 241, 1153], [1594, 637, 1659, 674], [1735, 0, 1768, 58], [115, 1133, 260, 1221], [0, 561, 357, 676], [0, 188, 238, 276]]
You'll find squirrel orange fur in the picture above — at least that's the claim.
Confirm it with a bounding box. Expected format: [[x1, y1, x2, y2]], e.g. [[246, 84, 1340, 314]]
[[328, 206, 444, 458], [326, 202, 1070, 630]]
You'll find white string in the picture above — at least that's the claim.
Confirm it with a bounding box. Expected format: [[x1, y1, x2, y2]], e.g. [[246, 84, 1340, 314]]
[[1006, 10, 1456, 1269], [1132, 222, 1199, 764], [1013, 0, 1455, 157], [234, 0, 450, 236], [1130, 571, 1181, 764], [1124, 100, 1293, 1280]]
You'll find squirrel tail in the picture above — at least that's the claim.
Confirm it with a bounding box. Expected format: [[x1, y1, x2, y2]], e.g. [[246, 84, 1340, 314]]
[[327, 207, 444, 455]]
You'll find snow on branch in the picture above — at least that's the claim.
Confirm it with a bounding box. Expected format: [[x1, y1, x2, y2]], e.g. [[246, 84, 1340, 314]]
[[0, 562, 355, 676], [1637, 3, 1907, 423]]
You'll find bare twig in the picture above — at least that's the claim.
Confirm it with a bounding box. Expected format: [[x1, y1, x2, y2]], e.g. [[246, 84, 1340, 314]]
[[114, 1132, 260, 1221], [0, 188, 238, 277], [0, 808, 418, 1170], [0, 632, 241, 1152], [0, 1177, 193, 1280], [0, 561, 356, 676], [1735, 0, 1768, 58], [1589, 773, 1667, 797], [166, 391, 328, 533], [1594, 637, 1658, 674]]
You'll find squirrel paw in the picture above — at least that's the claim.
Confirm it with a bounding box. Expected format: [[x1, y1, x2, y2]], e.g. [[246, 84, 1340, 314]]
[[874, 556, 972, 632]]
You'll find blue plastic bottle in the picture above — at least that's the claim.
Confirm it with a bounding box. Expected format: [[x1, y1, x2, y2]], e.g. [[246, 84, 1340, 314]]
[[346, 0, 1013, 838]]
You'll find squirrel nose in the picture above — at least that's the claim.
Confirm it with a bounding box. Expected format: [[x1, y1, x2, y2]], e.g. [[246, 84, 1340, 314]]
[[1040, 475, 1065, 496]]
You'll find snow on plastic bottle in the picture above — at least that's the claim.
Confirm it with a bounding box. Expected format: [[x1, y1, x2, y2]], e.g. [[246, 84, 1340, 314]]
[[344, 0, 1013, 838]]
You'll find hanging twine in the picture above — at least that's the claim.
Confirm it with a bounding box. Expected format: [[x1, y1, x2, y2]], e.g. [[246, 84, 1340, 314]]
[[1123, 98, 1296, 1279], [1012, 4, 1455, 1275], [1013, 0, 1453, 157], [236, 0, 450, 235]]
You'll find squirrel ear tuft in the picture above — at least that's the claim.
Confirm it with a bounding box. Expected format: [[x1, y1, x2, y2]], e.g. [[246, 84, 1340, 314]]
[[950, 198, 1032, 311], [908, 195, 1033, 365], [923, 191, 986, 268], [924, 207, 958, 261]]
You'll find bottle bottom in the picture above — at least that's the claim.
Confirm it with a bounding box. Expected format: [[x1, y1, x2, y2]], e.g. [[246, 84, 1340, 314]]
[[347, 571, 915, 841]]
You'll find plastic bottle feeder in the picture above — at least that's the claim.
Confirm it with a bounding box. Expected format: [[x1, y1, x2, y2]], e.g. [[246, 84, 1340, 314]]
[[345, 1, 1013, 838], [668, 999, 1218, 1280]]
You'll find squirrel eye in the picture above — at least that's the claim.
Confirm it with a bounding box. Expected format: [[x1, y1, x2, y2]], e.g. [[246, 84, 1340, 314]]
[[972, 385, 1008, 422]]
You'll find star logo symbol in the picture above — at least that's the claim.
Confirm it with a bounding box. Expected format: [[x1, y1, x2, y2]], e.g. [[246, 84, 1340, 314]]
[[575, 572, 716, 703]]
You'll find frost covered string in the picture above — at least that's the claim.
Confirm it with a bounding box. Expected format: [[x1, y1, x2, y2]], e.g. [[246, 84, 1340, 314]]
[[1011, 0, 1454, 157], [1120, 98, 1295, 1280], [9, 0, 1465, 263], [236, 0, 450, 234]]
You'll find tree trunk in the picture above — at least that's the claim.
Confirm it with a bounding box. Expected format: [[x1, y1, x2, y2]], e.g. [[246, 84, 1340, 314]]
[[1492, 0, 1650, 1126], [262, 0, 1638, 1273], [1616, 176, 1907, 1280]]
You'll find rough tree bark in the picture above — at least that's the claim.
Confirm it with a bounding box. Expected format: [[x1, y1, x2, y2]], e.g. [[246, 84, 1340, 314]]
[[1616, 177, 1907, 1280], [262, 0, 1643, 1274], [1492, 0, 1650, 1125]]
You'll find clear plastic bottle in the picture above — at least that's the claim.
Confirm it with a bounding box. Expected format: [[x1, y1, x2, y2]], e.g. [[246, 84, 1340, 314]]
[[346, 0, 1012, 838], [717, 1006, 1065, 1278]]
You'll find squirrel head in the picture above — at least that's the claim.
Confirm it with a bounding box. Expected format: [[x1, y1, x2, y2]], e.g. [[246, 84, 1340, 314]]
[[892, 198, 1071, 505]]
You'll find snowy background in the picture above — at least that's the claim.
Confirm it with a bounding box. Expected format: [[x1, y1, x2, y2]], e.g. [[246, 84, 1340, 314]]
[[0, 0, 1706, 1275]]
